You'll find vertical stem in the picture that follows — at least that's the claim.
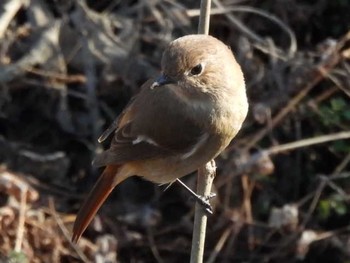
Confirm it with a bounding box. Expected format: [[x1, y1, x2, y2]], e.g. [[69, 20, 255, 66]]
[[191, 1, 213, 262], [197, 0, 211, 35], [191, 161, 216, 263]]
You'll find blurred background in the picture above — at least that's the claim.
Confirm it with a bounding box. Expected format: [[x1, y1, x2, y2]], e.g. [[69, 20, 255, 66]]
[[0, 0, 349, 262]]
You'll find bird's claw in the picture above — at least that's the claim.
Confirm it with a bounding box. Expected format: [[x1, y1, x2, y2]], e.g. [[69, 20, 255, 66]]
[[194, 192, 216, 215]]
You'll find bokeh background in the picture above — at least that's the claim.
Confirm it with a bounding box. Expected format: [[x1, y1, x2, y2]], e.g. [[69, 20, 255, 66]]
[[0, 0, 350, 262]]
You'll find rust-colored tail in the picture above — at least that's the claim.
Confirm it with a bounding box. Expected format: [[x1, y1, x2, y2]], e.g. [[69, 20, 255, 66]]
[[72, 165, 127, 243]]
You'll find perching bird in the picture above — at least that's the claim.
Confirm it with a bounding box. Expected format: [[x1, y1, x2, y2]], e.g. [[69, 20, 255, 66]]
[[72, 34, 248, 243]]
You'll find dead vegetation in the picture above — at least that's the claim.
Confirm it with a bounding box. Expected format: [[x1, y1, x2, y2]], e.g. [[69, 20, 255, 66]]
[[0, 0, 350, 262]]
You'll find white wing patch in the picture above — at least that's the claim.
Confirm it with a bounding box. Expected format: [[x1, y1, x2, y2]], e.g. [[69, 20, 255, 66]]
[[132, 135, 159, 146], [181, 133, 209, 160]]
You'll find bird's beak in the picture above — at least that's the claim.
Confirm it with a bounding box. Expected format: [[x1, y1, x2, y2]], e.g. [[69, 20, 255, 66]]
[[151, 74, 174, 89]]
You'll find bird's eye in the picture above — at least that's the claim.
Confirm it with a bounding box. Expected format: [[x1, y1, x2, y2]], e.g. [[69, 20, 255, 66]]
[[190, 64, 203, 76]]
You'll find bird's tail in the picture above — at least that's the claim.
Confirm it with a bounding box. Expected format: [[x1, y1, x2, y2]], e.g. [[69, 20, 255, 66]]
[[72, 164, 128, 243]]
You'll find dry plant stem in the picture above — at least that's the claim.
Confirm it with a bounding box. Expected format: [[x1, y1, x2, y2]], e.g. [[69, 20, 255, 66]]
[[241, 175, 255, 249], [207, 226, 233, 263], [266, 152, 350, 261], [301, 151, 350, 227], [48, 198, 90, 263], [191, 161, 216, 263], [243, 31, 349, 151], [188, 3, 297, 58], [146, 227, 164, 263], [25, 68, 86, 84], [14, 186, 27, 252], [266, 131, 350, 155], [0, 21, 61, 83], [0, 0, 23, 39], [217, 131, 350, 189], [197, 0, 211, 35], [190, 1, 213, 263], [244, 80, 315, 151]]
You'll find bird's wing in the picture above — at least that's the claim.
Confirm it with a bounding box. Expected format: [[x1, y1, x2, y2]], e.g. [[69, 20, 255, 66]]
[[93, 81, 208, 167], [97, 94, 138, 143]]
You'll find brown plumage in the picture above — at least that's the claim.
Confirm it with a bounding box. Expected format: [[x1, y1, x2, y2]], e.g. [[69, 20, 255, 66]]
[[72, 34, 248, 243]]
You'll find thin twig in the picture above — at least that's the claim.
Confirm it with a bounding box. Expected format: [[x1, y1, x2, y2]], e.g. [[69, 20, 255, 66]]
[[218, 131, 350, 188], [263, 152, 350, 262], [49, 197, 91, 263], [188, 4, 297, 58], [190, 1, 213, 263], [197, 0, 211, 35], [243, 31, 349, 151], [301, 151, 350, 227], [146, 227, 164, 263], [206, 226, 233, 263], [0, 0, 23, 39], [0, 21, 62, 84], [25, 68, 86, 84], [191, 161, 216, 263], [14, 186, 27, 252], [266, 131, 350, 155]]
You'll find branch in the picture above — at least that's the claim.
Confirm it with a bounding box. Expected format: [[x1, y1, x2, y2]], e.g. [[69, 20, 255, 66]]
[[191, 1, 213, 263]]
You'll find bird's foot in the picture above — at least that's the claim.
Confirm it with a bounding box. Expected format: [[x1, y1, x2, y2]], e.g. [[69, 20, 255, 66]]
[[176, 179, 216, 214], [193, 192, 216, 214]]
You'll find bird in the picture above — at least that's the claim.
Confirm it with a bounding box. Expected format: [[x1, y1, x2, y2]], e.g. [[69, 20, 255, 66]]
[[72, 34, 248, 243]]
